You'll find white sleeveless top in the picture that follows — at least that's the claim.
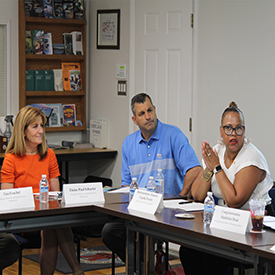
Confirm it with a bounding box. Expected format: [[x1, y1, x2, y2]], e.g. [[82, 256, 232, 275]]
[[203, 140, 273, 210]]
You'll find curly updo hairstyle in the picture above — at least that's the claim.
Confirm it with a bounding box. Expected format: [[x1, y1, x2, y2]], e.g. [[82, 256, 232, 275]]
[[221, 101, 245, 125]]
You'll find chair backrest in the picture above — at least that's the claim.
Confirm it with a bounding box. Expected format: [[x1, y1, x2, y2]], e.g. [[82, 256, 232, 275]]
[[268, 188, 275, 210], [83, 175, 112, 187]]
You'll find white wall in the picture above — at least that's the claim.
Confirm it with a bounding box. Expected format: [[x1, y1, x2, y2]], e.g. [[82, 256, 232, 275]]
[[195, 0, 275, 179]]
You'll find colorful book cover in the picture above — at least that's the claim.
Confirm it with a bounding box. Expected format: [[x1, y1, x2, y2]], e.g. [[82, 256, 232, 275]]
[[44, 33, 53, 55], [62, 104, 76, 126], [53, 0, 63, 18], [73, 0, 84, 20], [63, 0, 74, 19], [43, 0, 53, 18], [71, 31, 83, 55], [30, 104, 53, 119], [47, 103, 62, 127], [61, 62, 81, 91], [63, 33, 73, 55], [44, 70, 54, 91], [69, 69, 81, 91], [26, 30, 33, 54], [26, 70, 35, 91], [32, 30, 44, 54], [33, 0, 44, 17], [34, 70, 45, 91]]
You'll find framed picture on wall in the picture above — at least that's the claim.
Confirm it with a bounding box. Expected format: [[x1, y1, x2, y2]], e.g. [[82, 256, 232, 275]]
[[97, 9, 120, 50]]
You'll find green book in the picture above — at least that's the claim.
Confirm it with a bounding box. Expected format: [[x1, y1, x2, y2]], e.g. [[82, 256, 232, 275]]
[[26, 70, 34, 91], [44, 70, 54, 91], [34, 70, 45, 91]]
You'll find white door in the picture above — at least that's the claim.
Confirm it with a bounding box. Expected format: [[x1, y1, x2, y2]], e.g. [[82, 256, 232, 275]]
[[134, 0, 193, 141]]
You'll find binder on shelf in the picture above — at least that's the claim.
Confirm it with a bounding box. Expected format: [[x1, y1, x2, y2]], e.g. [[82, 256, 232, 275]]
[[90, 119, 108, 149], [32, 30, 44, 54], [26, 30, 33, 54], [26, 70, 35, 91], [34, 70, 45, 91], [53, 69, 63, 91], [44, 33, 53, 55], [44, 70, 54, 91], [71, 31, 83, 55], [61, 62, 81, 91]]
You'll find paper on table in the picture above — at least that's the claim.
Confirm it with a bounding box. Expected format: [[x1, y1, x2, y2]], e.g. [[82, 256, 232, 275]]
[[164, 199, 204, 212], [107, 187, 130, 194], [264, 215, 275, 230]]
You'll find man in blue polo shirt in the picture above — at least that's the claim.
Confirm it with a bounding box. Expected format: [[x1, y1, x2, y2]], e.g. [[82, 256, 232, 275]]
[[102, 93, 202, 262]]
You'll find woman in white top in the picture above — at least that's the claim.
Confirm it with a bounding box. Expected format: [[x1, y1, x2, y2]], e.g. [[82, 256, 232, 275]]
[[180, 101, 274, 275], [192, 101, 273, 211]]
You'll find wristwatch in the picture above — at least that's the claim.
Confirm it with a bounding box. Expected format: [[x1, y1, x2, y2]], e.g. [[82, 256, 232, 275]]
[[214, 165, 223, 174]]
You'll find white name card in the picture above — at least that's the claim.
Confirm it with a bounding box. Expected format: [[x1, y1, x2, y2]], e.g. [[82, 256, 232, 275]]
[[128, 189, 163, 215], [210, 205, 251, 235], [0, 187, 34, 212], [62, 182, 105, 205]]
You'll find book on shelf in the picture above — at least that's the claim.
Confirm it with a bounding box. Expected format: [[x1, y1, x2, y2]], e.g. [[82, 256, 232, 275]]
[[90, 119, 108, 149], [63, 0, 74, 19], [32, 30, 44, 55], [73, 0, 84, 20], [69, 69, 81, 91], [43, 0, 53, 18], [26, 30, 33, 54], [29, 104, 53, 121], [53, 69, 63, 91], [63, 33, 73, 55], [47, 103, 63, 127], [61, 62, 81, 91], [34, 70, 45, 91], [26, 70, 35, 91], [53, 0, 64, 18], [62, 104, 76, 126], [44, 70, 54, 91], [71, 31, 83, 55], [33, 0, 44, 17], [24, 0, 34, 17], [44, 33, 53, 55]]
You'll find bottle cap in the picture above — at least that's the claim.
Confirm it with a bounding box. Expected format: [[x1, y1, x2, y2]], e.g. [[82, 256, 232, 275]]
[[149, 176, 154, 180], [158, 169, 162, 172], [132, 177, 137, 181], [207, 191, 212, 196], [42, 174, 47, 178]]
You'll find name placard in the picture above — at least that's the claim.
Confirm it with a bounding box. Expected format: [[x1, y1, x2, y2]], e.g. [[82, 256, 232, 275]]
[[128, 189, 163, 214], [0, 187, 34, 212], [62, 182, 105, 205], [210, 205, 251, 235]]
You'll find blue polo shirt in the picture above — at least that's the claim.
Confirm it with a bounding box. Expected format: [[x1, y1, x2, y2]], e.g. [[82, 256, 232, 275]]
[[121, 120, 200, 195]]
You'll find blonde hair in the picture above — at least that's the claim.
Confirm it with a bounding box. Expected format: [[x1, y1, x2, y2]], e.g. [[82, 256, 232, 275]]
[[221, 101, 245, 125], [6, 106, 48, 160]]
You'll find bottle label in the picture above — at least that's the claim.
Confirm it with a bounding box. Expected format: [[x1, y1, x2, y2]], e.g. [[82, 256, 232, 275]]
[[155, 179, 163, 186], [130, 189, 135, 196], [147, 187, 155, 192], [40, 186, 48, 192], [204, 205, 214, 212]]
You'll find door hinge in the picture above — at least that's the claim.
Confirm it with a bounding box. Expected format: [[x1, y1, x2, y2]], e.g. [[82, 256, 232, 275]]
[[190, 13, 193, 28], [189, 117, 192, 132]]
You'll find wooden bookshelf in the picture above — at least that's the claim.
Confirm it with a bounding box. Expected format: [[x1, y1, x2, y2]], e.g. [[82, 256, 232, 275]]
[[18, 0, 86, 132]]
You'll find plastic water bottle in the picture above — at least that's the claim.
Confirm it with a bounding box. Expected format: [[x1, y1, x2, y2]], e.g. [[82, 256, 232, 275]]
[[39, 175, 49, 203], [146, 176, 156, 192], [203, 191, 215, 225], [155, 169, 164, 194], [129, 177, 139, 202]]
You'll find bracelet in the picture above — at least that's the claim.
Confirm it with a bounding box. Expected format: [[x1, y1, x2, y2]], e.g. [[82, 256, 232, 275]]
[[202, 167, 213, 182]]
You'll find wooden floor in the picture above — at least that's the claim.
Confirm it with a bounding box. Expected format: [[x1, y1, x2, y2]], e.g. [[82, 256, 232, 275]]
[[3, 237, 180, 275]]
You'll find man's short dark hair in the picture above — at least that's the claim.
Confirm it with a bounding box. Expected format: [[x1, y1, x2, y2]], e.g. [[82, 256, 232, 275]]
[[131, 93, 153, 116]]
